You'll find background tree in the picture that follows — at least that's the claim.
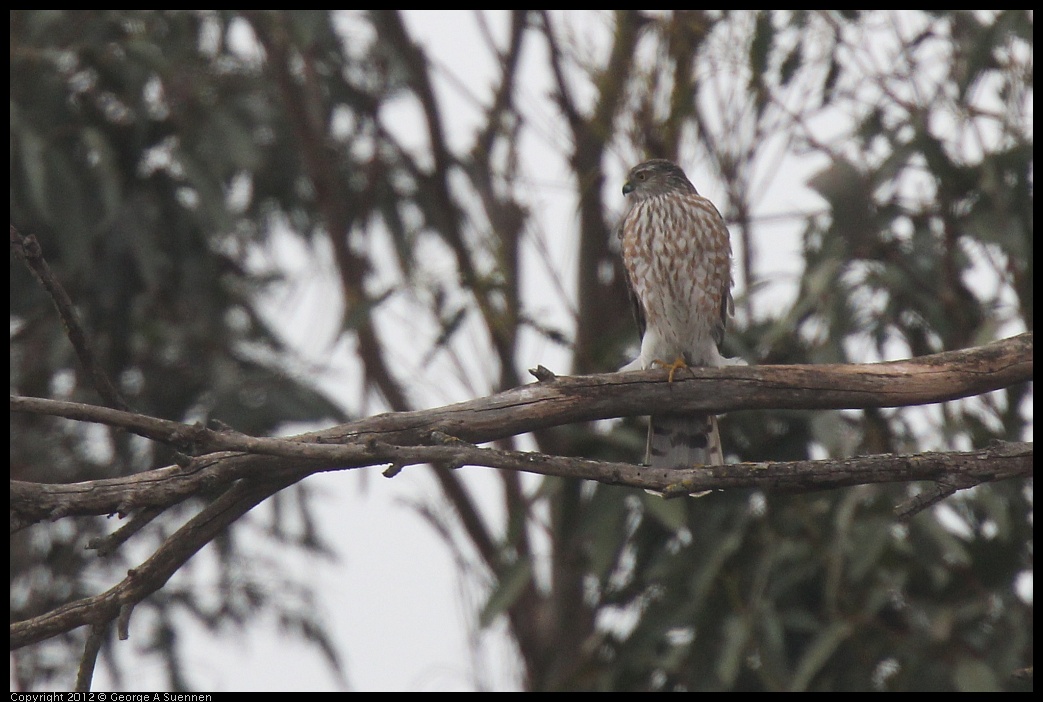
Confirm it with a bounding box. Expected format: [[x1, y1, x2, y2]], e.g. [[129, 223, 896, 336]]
[[10, 10, 1032, 691]]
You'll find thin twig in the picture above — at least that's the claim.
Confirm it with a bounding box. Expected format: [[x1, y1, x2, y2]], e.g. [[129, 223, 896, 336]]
[[86, 506, 165, 557], [10, 226, 128, 412], [74, 622, 107, 692]]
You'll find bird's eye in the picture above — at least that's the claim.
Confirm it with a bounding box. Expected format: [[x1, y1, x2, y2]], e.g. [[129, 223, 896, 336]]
[[636, 172, 647, 181]]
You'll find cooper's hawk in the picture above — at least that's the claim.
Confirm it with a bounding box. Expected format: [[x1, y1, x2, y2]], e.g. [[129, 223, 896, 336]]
[[618, 159, 734, 469]]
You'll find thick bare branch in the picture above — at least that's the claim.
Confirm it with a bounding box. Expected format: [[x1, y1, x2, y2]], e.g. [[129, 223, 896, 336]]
[[11, 475, 293, 651], [10, 429, 1033, 529], [10, 333, 1032, 528], [316, 331, 1033, 445], [8, 330, 1032, 665], [13, 331, 1030, 451]]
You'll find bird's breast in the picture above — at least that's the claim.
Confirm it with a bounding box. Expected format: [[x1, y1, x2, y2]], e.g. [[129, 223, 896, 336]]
[[621, 194, 731, 363]]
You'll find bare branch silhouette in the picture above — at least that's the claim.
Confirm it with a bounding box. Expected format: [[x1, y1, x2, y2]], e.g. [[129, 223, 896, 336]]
[[9, 332, 1032, 654]]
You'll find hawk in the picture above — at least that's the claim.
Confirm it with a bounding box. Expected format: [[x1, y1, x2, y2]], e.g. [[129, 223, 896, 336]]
[[618, 159, 734, 469]]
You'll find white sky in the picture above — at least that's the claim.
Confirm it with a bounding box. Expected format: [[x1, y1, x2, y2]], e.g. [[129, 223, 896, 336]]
[[82, 10, 1029, 692]]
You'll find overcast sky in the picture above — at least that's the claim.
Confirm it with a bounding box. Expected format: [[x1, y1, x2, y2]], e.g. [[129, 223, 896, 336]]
[[84, 10, 833, 691], [86, 10, 1027, 692]]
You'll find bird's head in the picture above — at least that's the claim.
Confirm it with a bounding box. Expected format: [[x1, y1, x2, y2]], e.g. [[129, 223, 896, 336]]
[[623, 159, 698, 199]]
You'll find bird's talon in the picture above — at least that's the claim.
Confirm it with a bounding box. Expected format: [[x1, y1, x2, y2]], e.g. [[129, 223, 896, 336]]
[[652, 356, 689, 383]]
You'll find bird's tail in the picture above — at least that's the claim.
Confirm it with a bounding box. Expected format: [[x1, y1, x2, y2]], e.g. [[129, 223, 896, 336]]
[[645, 413, 723, 469]]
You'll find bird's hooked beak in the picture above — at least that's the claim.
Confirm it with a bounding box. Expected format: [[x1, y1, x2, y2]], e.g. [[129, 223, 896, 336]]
[[622, 180, 634, 196]]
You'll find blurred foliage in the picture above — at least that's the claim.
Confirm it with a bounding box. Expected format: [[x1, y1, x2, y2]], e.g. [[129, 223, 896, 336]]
[[10, 9, 1032, 691], [10, 10, 349, 691]]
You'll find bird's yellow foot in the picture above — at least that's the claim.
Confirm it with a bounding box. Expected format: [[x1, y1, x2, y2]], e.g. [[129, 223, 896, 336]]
[[652, 356, 689, 383]]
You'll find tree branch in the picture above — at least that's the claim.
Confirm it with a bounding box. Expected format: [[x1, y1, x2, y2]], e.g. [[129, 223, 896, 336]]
[[10, 333, 1032, 656], [10, 226, 128, 412], [10, 333, 1032, 528], [11, 474, 294, 651]]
